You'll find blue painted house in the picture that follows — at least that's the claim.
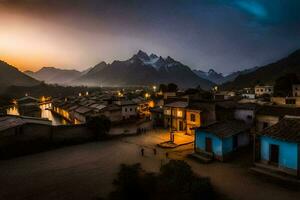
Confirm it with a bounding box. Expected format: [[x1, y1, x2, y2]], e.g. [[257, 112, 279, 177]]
[[254, 118, 300, 178], [194, 120, 250, 161]]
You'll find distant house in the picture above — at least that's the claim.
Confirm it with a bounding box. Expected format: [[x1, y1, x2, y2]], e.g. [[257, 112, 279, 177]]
[[293, 84, 300, 97], [255, 85, 273, 97], [254, 117, 300, 178], [271, 96, 300, 107], [255, 106, 300, 132], [115, 100, 138, 120], [194, 120, 250, 161]]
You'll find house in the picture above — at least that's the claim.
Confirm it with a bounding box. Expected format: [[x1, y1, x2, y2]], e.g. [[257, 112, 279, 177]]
[[17, 96, 41, 118], [256, 105, 300, 132], [255, 85, 273, 97], [214, 91, 235, 100], [115, 100, 138, 120], [194, 120, 250, 161], [73, 106, 94, 123], [271, 96, 300, 107], [293, 84, 300, 97], [164, 101, 188, 132], [150, 106, 164, 127], [253, 117, 300, 178], [234, 103, 257, 125]]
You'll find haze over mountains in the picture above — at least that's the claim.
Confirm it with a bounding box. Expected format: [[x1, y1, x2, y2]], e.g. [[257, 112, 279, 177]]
[[25, 67, 82, 85]]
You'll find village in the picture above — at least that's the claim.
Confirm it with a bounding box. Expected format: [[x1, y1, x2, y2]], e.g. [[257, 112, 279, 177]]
[[0, 82, 300, 199]]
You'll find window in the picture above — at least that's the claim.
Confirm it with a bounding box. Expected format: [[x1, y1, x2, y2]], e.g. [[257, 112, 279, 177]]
[[190, 114, 196, 122], [125, 108, 128, 112], [130, 108, 132, 112], [177, 110, 183, 117], [285, 99, 296, 105]]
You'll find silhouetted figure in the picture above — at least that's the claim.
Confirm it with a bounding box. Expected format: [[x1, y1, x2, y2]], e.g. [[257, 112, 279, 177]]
[[141, 148, 144, 156], [165, 152, 169, 158], [153, 148, 157, 155]]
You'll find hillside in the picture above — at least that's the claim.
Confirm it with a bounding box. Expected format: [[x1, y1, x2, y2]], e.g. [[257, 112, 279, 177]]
[[222, 49, 300, 90], [0, 60, 39, 91]]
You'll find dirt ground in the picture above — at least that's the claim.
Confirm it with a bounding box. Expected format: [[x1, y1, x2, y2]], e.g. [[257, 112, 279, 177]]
[[0, 129, 299, 200]]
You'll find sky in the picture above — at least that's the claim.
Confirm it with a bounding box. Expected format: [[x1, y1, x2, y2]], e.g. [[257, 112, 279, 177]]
[[0, 0, 300, 74]]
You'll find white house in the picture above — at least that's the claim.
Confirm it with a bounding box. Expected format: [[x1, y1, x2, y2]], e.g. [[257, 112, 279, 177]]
[[116, 100, 138, 120], [255, 85, 273, 97]]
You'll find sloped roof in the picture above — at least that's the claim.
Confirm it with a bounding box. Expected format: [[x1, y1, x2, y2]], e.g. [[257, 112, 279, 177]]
[[258, 117, 300, 143], [197, 120, 249, 138]]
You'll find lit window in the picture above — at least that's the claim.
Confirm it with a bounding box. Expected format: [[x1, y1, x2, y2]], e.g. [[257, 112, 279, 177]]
[[177, 111, 183, 117]]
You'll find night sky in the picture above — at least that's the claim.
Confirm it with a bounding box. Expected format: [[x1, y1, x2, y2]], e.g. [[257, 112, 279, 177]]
[[0, 0, 300, 74]]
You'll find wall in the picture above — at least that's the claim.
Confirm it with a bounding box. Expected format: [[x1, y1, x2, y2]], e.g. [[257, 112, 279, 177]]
[[195, 131, 223, 156], [186, 110, 201, 134], [122, 105, 137, 119], [234, 109, 254, 124], [256, 115, 279, 132], [260, 136, 298, 170]]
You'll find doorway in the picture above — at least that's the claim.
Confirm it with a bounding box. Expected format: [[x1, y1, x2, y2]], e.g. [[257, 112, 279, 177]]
[[178, 121, 183, 131], [205, 137, 212, 153], [269, 144, 279, 165]]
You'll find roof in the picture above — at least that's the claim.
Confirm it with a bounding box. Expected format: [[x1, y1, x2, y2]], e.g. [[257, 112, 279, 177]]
[[0, 116, 51, 132], [197, 120, 249, 138], [75, 106, 93, 114], [164, 101, 188, 108], [258, 118, 300, 143], [256, 106, 300, 117], [0, 116, 26, 131]]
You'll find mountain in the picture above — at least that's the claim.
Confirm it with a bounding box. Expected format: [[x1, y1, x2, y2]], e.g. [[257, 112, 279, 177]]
[[193, 69, 224, 84], [25, 67, 82, 85], [0, 60, 39, 91], [193, 67, 259, 84], [222, 49, 300, 90], [75, 50, 214, 89]]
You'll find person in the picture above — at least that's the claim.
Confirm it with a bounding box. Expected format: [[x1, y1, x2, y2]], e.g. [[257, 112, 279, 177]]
[[165, 152, 169, 158], [141, 148, 144, 156], [153, 148, 157, 155]]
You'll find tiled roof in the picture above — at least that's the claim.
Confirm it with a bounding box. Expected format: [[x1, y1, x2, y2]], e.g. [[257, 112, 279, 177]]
[[256, 106, 300, 117], [197, 120, 249, 138], [258, 117, 300, 143]]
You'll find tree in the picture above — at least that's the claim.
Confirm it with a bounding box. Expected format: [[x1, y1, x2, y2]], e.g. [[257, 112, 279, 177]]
[[274, 73, 300, 97], [167, 83, 178, 92], [159, 84, 168, 93], [86, 115, 111, 140]]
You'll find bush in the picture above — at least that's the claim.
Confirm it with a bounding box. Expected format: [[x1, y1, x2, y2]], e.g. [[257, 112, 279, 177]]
[[109, 160, 216, 200]]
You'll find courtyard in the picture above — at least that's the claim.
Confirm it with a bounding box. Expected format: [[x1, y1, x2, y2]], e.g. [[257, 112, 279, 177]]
[[0, 129, 299, 200]]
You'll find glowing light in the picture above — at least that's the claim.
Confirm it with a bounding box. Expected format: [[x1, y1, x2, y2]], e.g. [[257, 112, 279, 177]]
[[145, 93, 150, 99], [177, 111, 183, 117]]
